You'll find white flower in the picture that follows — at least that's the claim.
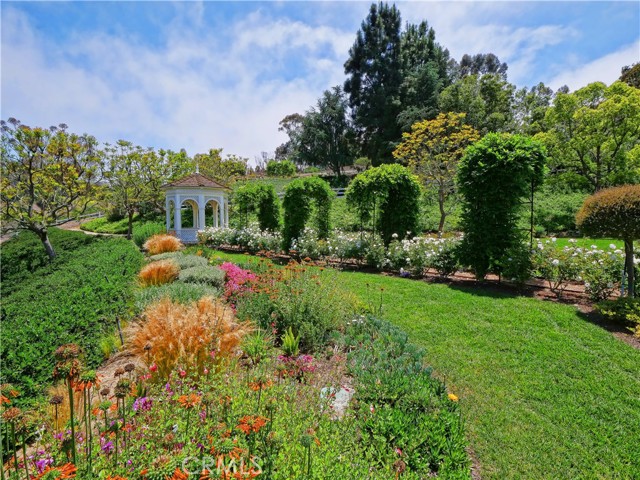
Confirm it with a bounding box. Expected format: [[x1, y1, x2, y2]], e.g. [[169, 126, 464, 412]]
[[568, 239, 577, 244], [609, 244, 616, 250], [552, 259, 560, 266], [551, 237, 557, 242], [392, 233, 398, 239]]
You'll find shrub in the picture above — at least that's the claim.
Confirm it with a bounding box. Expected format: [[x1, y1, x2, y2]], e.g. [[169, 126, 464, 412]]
[[177, 265, 225, 288], [597, 297, 640, 336], [346, 164, 422, 245], [232, 182, 281, 230], [533, 189, 588, 234], [138, 260, 180, 287], [266, 159, 297, 177], [282, 177, 333, 249], [198, 224, 283, 253], [133, 221, 165, 248], [235, 262, 356, 352], [432, 241, 460, 277], [458, 133, 546, 279], [576, 185, 640, 297], [134, 281, 220, 311], [0, 233, 143, 402], [127, 297, 251, 379], [148, 252, 209, 269], [143, 234, 183, 255]]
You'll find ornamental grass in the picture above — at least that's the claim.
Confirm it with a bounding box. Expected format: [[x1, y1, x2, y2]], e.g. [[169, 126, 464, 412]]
[[127, 297, 251, 379], [143, 234, 183, 255], [138, 260, 180, 287]]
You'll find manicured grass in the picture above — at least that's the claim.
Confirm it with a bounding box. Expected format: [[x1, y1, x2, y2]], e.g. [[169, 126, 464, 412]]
[[336, 272, 640, 479], [542, 237, 624, 249]]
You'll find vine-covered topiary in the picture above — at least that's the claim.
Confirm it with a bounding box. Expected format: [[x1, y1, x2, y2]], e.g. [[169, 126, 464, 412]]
[[457, 133, 546, 279], [232, 182, 281, 231], [576, 184, 640, 297], [345, 164, 422, 245], [282, 177, 333, 249]]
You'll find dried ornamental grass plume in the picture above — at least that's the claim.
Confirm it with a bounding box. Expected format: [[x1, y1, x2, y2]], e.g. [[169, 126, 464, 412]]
[[127, 297, 251, 379], [138, 260, 180, 287], [143, 234, 183, 255]]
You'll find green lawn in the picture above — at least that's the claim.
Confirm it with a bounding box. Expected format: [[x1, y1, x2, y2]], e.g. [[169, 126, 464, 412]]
[[194, 248, 640, 478], [542, 236, 624, 249], [337, 272, 640, 479]]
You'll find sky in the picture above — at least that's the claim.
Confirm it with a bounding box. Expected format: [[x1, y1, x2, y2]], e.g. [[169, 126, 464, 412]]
[[2, 1, 639, 163]]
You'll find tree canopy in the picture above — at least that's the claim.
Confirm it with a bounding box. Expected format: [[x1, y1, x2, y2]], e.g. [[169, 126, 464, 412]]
[[393, 112, 479, 233], [0, 118, 101, 259]]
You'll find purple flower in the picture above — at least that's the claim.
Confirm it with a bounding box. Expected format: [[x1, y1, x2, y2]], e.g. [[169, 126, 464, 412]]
[[35, 458, 53, 473], [100, 437, 114, 455], [133, 397, 153, 412]]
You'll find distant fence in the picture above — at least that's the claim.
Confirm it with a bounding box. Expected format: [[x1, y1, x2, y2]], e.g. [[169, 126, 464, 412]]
[[277, 188, 346, 199], [51, 211, 104, 226]]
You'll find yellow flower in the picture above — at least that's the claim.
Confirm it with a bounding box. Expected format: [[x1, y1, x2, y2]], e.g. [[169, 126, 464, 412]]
[[448, 393, 459, 402]]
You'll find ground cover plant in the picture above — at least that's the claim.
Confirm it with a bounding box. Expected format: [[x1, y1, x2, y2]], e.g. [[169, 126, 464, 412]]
[[0, 229, 143, 403]]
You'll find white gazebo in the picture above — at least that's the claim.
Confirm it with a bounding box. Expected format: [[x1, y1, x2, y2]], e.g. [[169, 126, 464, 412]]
[[162, 173, 230, 244]]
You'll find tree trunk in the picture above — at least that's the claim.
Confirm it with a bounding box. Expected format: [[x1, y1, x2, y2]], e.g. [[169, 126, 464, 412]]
[[438, 188, 446, 237], [127, 210, 134, 240], [36, 228, 56, 261], [625, 238, 635, 298]]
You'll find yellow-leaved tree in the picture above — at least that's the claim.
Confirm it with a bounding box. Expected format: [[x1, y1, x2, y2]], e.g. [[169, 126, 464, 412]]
[[1, 118, 101, 259], [393, 112, 479, 233]]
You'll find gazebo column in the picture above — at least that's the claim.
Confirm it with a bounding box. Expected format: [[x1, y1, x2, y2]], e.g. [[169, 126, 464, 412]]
[[165, 197, 171, 232], [218, 198, 224, 227], [224, 199, 229, 227], [174, 195, 181, 237], [198, 195, 205, 230]]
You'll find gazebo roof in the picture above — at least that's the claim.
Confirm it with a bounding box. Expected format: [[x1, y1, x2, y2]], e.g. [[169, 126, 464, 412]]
[[161, 173, 230, 190]]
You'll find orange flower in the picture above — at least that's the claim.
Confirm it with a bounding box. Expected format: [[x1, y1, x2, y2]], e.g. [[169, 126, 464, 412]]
[[448, 393, 459, 402], [1, 395, 9, 405], [236, 415, 269, 435], [34, 463, 77, 479], [106, 476, 129, 480], [178, 393, 201, 409], [170, 468, 189, 480], [248, 379, 273, 391]]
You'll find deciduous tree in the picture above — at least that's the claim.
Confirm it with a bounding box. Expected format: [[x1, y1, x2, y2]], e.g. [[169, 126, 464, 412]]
[[0, 119, 101, 259], [393, 112, 479, 233]]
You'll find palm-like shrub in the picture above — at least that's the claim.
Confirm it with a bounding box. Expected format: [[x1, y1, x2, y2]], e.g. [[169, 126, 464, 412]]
[[127, 297, 251, 379], [138, 260, 180, 287], [143, 234, 183, 255]]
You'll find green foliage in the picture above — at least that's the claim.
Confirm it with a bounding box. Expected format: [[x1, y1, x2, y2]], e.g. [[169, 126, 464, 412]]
[[132, 221, 165, 247], [0, 230, 143, 403], [597, 297, 640, 336], [177, 265, 226, 288], [134, 281, 221, 311], [576, 184, 640, 296], [232, 182, 281, 230], [532, 188, 588, 234], [193, 148, 247, 185], [346, 164, 422, 244], [281, 327, 301, 357], [457, 133, 546, 278], [1, 119, 101, 259], [282, 176, 333, 249], [266, 159, 297, 177], [297, 86, 355, 176], [344, 316, 469, 477], [539, 81, 640, 192], [148, 252, 209, 269], [241, 329, 273, 365]]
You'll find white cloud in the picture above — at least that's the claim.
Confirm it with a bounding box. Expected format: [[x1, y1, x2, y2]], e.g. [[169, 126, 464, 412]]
[[0, 6, 350, 162], [547, 40, 640, 91]]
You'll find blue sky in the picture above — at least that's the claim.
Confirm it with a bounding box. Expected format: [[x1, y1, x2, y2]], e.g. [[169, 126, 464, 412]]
[[2, 1, 639, 162]]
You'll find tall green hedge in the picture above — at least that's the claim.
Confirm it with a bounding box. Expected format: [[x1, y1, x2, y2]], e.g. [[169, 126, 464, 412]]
[[457, 133, 546, 278], [232, 182, 281, 231], [282, 177, 333, 249]]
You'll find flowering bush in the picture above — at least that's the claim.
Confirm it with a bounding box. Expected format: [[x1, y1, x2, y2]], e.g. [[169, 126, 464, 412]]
[[198, 225, 283, 253], [289, 227, 328, 259], [532, 239, 629, 300], [219, 262, 257, 303]]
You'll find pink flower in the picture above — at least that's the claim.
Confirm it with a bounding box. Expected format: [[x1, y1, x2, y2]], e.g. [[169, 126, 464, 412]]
[[179, 369, 187, 378], [149, 364, 158, 372], [369, 404, 375, 414], [203, 368, 209, 375], [395, 447, 403, 456]]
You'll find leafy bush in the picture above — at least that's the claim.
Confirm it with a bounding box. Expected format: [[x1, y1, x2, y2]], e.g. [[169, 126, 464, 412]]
[[177, 265, 226, 288], [232, 182, 281, 230], [138, 260, 180, 287], [143, 234, 183, 255], [597, 297, 640, 336], [346, 164, 422, 245], [533, 189, 588, 234], [132, 221, 165, 248], [344, 316, 470, 477], [81, 215, 138, 234], [148, 252, 209, 269], [127, 297, 250, 379], [235, 262, 357, 352], [282, 176, 333, 249], [458, 133, 546, 279], [0, 232, 143, 402], [134, 281, 220, 311], [266, 158, 297, 177]]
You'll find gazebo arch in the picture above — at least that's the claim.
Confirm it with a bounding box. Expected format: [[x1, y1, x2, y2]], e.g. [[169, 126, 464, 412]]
[[162, 173, 230, 244]]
